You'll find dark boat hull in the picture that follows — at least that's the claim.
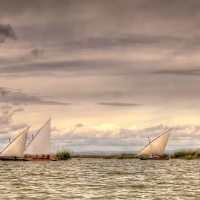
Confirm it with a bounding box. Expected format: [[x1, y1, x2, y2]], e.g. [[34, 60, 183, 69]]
[[140, 157, 169, 160], [23, 157, 58, 161], [0, 157, 26, 161], [0, 157, 58, 161]]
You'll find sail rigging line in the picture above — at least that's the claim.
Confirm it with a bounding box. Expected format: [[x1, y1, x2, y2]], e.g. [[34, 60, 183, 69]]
[[24, 118, 51, 151], [137, 128, 172, 156], [0, 126, 31, 157]]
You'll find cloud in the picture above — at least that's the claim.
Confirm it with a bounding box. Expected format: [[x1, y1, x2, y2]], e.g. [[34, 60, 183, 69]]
[[0, 87, 68, 105], [51, 123, 200, 152], [1, 0, 200, 153], [0, 104, 30, 151], [99, 102, 142, 106], [0, 104, 12, 112], [76, 123, 84, 128], [52, 123, 123, 139], [65, 34, 184, 50], [0, 24, 16, 43], [0, 59, 126, 75], [0, 105, 27, 134], [0, 87, 9, 96], [14, 107, 24, 112], [30, 48, 44, 57], [155, 69, 200, 76]]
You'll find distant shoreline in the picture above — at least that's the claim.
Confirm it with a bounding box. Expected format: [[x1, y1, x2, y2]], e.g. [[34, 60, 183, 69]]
[[72, 150, 200, 159], [73, 153, 139, 159]]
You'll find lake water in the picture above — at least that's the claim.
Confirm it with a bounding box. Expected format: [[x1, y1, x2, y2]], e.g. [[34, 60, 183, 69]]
[[0, 158, 200, 200]]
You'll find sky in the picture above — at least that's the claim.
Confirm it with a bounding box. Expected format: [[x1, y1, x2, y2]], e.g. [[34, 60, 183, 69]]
[[0, 0, 200, 153]]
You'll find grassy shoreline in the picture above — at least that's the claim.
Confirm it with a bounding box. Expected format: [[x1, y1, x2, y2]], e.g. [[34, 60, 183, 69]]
[[172, 149, 200, 159], [72, 154, 139, 159], [72, 149, 200, 160], [55, 149, 200, 160]]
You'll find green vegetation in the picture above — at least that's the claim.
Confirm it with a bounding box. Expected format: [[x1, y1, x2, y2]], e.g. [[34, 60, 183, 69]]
[[118, 153, 138, 159], [173, 149, 200, 159], [56, 150, 72, 160], [55, 149, 200, 160]]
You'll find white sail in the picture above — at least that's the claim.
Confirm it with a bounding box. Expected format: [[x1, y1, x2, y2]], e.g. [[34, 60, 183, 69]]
[[23, 119, 51, 155], [137, 129, 171, 156], [0, 127, 30, 158]]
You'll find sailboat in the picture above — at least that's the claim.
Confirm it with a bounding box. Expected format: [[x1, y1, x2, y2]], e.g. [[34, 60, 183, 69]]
[[0, 126, 30, 161], [23, 118, 57, 161], [137, 129, 172, 160]]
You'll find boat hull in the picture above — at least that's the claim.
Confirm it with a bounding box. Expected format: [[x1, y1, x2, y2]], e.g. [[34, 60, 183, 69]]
[[0, 157, 26, 161], [23, 157, 58, 161], [0, 156, 58, 161]]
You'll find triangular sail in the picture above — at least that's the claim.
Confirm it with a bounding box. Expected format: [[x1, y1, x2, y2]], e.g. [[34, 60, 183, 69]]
[[23, 118, 51, 155], [137, 129, 171, 156], [0, 127, 30, 158]]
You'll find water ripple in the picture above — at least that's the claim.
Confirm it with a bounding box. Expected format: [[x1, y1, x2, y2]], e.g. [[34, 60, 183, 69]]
[[0, 159, 200, 199]]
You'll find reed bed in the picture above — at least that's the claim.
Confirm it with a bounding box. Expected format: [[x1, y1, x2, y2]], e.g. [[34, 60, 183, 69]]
[[56, 150, 72, 160], [118, 153, 138, 159], [173, 148, 200, 159]]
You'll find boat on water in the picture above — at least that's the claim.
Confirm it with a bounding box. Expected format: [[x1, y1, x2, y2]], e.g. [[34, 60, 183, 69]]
[[0, 127, 30, 161], [23, 118, 58, 161], [137, 129, 172, 160]]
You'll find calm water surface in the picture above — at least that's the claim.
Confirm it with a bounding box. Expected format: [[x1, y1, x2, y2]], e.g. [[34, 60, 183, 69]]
[[0, 159, 200, 200]]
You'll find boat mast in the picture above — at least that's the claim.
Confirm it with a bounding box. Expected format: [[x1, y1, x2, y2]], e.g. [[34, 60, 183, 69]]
[[148, 136, 153, 158]]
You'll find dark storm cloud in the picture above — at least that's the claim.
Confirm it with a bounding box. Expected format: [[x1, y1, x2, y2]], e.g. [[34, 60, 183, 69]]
[[99, 102, 142, 107], [0, 0, 199, 16], [30, 48, 44, 57], [2, 0, 199, 49], [1, 0, 200, 67], [0, 24, 16, 43], [155, 69, 200, 76], [0, 87, 68, 105]]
